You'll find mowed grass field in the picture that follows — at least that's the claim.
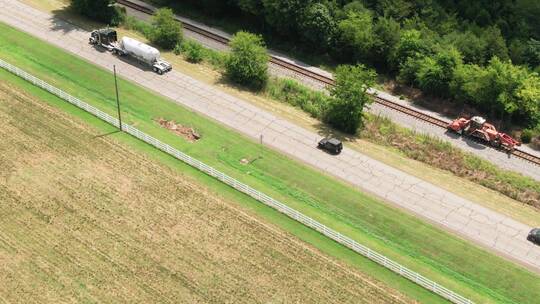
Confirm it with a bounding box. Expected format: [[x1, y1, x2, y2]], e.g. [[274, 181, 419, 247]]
[[0, 81, 412, 303], [1, 21, 539, 303]]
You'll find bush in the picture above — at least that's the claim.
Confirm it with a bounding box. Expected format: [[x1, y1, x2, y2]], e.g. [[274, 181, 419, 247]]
[[123, 16, 153, 38], [521, 129, 533, 143], [150, 8, 183, 50], [225, 31, 269, 90], [206, 49, 227, 68], [266, 78, 330, 118], [181, 40, 204, 63]]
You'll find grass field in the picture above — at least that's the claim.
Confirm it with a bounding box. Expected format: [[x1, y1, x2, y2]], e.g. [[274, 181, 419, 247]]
[[1, 20, 539, 304], [0, 81, 415, 303]]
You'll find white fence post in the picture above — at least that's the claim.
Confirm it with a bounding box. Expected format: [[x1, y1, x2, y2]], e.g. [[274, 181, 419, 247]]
[[0, 58, 473, 304]]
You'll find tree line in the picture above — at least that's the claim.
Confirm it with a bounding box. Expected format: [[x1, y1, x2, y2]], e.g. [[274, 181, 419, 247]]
[[167, 0, 540, 133]]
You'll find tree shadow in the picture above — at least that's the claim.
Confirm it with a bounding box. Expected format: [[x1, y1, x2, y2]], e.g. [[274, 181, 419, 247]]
[[214, 73, 266, 94], [312, 121, 356, 143], [49, 6, 104, 33]]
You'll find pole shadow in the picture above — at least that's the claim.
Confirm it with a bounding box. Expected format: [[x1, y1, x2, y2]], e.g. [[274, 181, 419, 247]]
[[92, 130, 121, 139]]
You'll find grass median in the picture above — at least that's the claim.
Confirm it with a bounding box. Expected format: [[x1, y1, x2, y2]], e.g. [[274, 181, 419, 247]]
[[1, 21, 539, 304]]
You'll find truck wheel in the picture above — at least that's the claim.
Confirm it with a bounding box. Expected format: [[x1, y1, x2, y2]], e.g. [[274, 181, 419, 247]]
[[157, 69, 163, 75], [153, 67, 158, 73]]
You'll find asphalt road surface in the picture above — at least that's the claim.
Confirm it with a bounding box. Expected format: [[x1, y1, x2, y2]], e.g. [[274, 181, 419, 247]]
[[1, 0, 539, 273]]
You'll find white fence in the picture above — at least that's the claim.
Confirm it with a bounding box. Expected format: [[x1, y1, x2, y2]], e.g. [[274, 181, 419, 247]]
[[0, 58, 473, 304]]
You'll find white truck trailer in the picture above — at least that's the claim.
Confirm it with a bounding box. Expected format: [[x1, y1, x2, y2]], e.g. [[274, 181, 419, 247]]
[[89, 29, 172, 75]]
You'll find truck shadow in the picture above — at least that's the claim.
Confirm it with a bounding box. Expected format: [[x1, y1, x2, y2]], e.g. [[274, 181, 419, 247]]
[[91, 44, 109, 54], [114, 55, 154, 72], [444, 130, 487, 150]]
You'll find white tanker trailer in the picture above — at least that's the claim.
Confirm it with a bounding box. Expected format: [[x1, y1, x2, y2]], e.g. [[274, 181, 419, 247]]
[[89, 29, 172, 75]]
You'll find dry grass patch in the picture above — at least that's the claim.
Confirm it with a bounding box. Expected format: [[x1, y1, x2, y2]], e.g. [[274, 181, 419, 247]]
[[0, 82, 410, 303], [362, 115, 540, 209]]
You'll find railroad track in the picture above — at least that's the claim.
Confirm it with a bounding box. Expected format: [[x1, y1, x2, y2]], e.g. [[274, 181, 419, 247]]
[[117, 0, 540, 167]]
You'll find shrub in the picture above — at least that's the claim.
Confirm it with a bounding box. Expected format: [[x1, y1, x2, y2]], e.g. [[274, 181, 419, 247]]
[[225, 31, 269, 90], [521, 129, 533, 143], [123, 16, 153, 38], [181, 40, 204, 63], [206, 49, 227, 68], [266, 78, 330, 118], [173, 43, 182, 55], [150, 8, 183, 50]]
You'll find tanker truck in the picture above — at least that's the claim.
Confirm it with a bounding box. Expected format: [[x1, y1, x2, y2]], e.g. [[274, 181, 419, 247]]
[[89, 29, 172, 75]]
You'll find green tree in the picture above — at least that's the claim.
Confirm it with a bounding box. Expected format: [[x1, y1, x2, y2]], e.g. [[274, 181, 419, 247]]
[[70, 0, 120, 24], [261, 0, 312, 36], [516, 72, 540, 125], [299, 3, 336, 50], [398, 55, 425, 85], [450, 63, 486, 104], [483, 26, 509, 61], [416, 47, 463, 96], [225, 31, 269, 89], [325, 64, 376, 134], [391, 29, 431, 69], [337, 10, 375, 61], [446, 31, 487, 64], [524, 39, 540, 67], [371, 17, 401, 68], [375, 0, 413, 21], [236, 0, 264, 16], [516, 0, 540, 39], [150, 8, 183, 50]]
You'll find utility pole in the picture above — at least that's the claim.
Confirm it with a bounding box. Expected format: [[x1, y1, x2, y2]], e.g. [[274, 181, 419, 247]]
[[113, 65, 122, 131], [259, 134, 263, 159]]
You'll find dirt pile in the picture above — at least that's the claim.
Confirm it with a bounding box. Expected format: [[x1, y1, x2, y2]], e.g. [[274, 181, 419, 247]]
[[157, 118, 201, 142]]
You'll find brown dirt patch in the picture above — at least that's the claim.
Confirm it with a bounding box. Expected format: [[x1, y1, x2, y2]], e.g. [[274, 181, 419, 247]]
[[156, 118, 201, 142]]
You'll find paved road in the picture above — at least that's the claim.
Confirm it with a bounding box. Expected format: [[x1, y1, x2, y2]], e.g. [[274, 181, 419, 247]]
[[123, 0, 540, 181], [2, 0, 539, 273]]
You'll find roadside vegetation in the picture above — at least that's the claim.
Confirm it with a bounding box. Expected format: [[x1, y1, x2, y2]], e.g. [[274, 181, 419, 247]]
[[325, 64, 376, 133], [149, 8, 182, 49], [149, 0, 540, 144], [268, 76, 540, 207], [225, 31, 269, 89], [0, 81, 411, 304], [2, 21, 539, 304], [123, 10, 373, 133], [116, 13, 540, 207]]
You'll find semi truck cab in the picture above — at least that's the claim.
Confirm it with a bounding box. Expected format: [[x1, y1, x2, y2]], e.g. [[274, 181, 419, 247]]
[[153, 59, 172, 75], [89, 28, 118, 49]]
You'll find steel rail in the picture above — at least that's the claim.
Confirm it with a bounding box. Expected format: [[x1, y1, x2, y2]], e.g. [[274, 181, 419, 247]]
[[117, 0, 540, 167]]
